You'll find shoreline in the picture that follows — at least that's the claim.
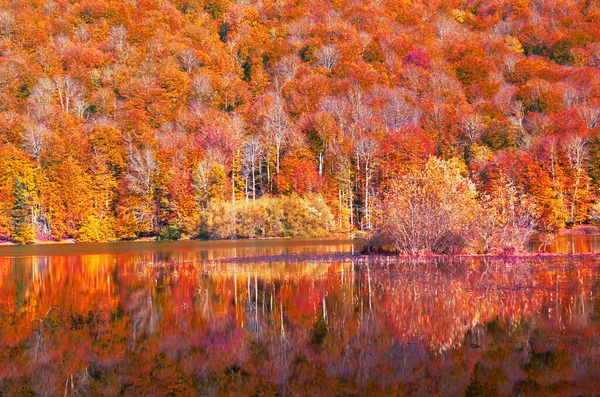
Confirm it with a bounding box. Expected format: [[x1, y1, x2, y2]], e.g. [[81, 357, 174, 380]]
[[0, 227, 597, 253], [0, 234, 359, 247]]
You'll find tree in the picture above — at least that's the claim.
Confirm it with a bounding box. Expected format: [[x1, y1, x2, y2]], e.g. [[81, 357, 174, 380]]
[[119, 145, 160, 236], [12, 178, 36, 244], [473, 178, 537, 254], [377, 157, 479, 254], [53, 75, 86, 114], [126, 146, 158, 196], [193, 160, 226, 209], [577, 103, 600, 129], [272, 54, 301, 89], [563, 134, 594, 224], [355, 136, 377, 230], [381, 89, 422, 133], [315, 45, 339, 72], [28, 78, 56, 123], [241, 136, 263, 202], [179, 49, 201, 72], [0, 10, 15, 40], [262, 92, 291, 182], [22, 123, 48, 162], [276, 148, 320, 195]]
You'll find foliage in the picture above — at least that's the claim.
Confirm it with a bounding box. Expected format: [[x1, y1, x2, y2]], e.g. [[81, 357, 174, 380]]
[[472, 179, 538, 254], [2, 253, 598, 395], [0, 0, 599, 243], [377, 157, 479, 254], [78, 215, 116, 243], [202, 195, 334, 239]]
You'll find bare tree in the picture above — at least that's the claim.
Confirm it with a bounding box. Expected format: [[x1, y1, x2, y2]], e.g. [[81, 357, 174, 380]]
[[0, 9, 15, 39], [356, 136, 377, 230], [22, 123, 48, 161], [50, 33, 69, 55], [562, 84, 581, 108], [44, 1, 58, 15], [126, 146, 158, 196], [493, 84, 518, 115], [429, 66, 464, 99], [435, 16, 462, 41], [227, 113, 245, 204], [503, 52, 521, 76], [315, 45, 339, 72], [242, 136, 263, 202], [382, 89, 422, 132], [193, 160, 212, 209], [357, 31, 372, 55], [347, 86, 372, 125], [53, 75, 85, 114], [28, 78, 56, 122], [74, 25, 90, 42], [272, 54, 301, 88], [563, 135, 589, 223], [263, 93, 291, 177], [320, 96, 349, 133], [190, 73, 212, 102], [459, 114, 483, 144], [72, 97, 88, 119], [524, 79, 551, 111], [473, 180, 537, 254], [577, 103, 600, 129], [286, 17, 313, 47], [179, 49, 200, 72], [108, 25, 128, 54], [524, 111, 553, 136], [510, 100, 526, 134]]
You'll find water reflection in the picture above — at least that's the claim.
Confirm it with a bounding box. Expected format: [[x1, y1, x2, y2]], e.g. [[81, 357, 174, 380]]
[[0, 238, 358, 259], [529, 233, 600, 254], [1, 244, 600, 395]]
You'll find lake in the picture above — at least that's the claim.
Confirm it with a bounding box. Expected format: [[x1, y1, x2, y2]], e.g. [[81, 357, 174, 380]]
[[1, 237, 600, 395]]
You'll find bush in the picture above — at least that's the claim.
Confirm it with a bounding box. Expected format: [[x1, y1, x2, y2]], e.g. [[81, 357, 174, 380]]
[[157, 224, 183, 241], [13, 224, 36, 244], [375, 158, 538, 255], [471, 180, 538, 254], [78, 215, 116, 242], [376, 157, 480, 254], [280, 194, 334, 237], [200, 194, 334, 239]]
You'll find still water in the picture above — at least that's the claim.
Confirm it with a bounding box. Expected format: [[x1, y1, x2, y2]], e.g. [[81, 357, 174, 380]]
[[1, 238, 600, 395]]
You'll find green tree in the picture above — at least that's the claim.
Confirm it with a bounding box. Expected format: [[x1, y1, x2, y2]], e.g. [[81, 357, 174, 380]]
[[12, 178, 36, 244]]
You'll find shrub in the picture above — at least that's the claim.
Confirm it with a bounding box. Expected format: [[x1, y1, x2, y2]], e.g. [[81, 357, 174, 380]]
[[471, 180, 538, 254], [200, 194, 334, 239], [78, 215, 116, 242], [376, 157, 480, 254]]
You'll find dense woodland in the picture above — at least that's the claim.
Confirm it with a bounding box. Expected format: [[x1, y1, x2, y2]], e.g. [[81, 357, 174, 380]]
[[1, 0, 600, 247]]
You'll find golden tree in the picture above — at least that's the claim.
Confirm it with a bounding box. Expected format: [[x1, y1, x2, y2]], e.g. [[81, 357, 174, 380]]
[[378, 157, 479, 254]]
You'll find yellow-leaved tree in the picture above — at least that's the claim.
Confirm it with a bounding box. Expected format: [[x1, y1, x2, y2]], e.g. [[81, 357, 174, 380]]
[[377, 157, 480, 254], [472, 177, 538, 254]]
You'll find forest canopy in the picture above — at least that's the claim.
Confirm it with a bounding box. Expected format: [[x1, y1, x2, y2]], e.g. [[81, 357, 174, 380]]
[[0, 0, 599, 247]]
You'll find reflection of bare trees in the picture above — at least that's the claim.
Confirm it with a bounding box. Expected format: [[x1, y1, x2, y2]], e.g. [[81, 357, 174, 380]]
[[4, 255, 600, 394], [128, 287, 159, 347]]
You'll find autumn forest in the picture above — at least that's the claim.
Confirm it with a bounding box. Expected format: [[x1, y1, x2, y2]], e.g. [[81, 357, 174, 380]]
[[1, 0, 600, 251]]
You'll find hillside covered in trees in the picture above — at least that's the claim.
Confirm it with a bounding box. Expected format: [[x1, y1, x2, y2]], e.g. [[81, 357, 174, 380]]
[[1, 0, 600, 247]]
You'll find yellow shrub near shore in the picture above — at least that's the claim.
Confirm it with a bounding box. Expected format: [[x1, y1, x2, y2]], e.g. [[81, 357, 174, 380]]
[[201, 194, 335, 239]]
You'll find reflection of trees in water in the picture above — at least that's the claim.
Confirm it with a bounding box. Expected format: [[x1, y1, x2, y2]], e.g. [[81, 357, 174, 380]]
[[2, 255, 600, 394], [127, 287, 159, 347]]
